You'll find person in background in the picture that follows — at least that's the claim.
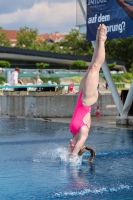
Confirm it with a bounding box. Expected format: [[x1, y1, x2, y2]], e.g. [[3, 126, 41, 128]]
[[68, 24, 107, 162], [10, 67, 20, 86], [46, 80, 56, 92], [65, 83, 78, 95], [17, 78, 26, 91], [36, 76, 43, 91], [36, 75, 43, 85], [68, 83, 77, 94], [18, 78, 24, 85], [52, 82, 58, 92], [106, 82, 108, 89]]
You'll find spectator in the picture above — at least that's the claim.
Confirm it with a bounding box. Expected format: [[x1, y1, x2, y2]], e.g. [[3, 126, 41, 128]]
[[17, 78, 27, 91], [52, 82, 58, 92], [47, 80, 52, 85], [18, 78, 24, 85], [105, 82, 108, 89], [36, 76, 43, 91], [36, 75, 43, 85], [45, 80, 56, 92], [67, 83, 77, 95], [10, 67, 20, 86]]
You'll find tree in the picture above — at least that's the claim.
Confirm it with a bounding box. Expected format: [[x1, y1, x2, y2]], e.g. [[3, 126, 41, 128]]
[[43, 42, 61, 53], [123, 72, 133, 83], [8, 25, 133, 70], [16, 26, 39, 49], [0, 27, 10, 47], [58, 29, 93, 56], [108, 62, 116, 69], [129, 63, 133, 73], [36, 62, 50, 72], [0, 60, 10, 68], [71, 60, 87, 71], [105, 37, 133, 70]]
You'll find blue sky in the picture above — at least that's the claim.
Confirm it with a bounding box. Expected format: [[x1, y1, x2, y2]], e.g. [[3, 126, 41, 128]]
[[0, 0, 76, 34]]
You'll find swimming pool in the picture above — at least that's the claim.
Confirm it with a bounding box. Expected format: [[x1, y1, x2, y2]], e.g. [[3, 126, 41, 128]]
[[0, 118, 133, 200]]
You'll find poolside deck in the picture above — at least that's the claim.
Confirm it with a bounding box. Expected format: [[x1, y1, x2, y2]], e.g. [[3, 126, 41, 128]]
[[49, 116, 133, 129]]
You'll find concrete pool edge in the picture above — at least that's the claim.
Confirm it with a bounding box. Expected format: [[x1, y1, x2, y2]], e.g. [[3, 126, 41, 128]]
[[13, 116, 133, 130]]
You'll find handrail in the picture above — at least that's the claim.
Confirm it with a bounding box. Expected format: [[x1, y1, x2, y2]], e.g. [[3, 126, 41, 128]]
[[0, 84, 80, 89]]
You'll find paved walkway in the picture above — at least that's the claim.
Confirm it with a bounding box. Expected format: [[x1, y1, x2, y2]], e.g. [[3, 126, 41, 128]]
[[50, 116, 133, 130], [18, 116, 132, 130]]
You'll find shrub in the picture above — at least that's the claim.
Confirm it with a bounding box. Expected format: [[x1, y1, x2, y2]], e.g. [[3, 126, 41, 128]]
[[129, 63, 133, 73], [123, 72, 133, 83], [0, 60, 10, 68], [36, 62, 50, 69], [111, 74, 124, 82], [0, 76, 6, 84], [37, 77, 60, 84], [71, 76, 82, 83], [71, 60, 87, 70], [108, 62, 116, 69]]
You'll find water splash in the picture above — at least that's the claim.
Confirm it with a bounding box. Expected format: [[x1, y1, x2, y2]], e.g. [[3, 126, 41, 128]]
[[69, 155, 83, 166], [54, 147, 69, 162], [33, 144, 83, 165], [33, 143, 60, 163]]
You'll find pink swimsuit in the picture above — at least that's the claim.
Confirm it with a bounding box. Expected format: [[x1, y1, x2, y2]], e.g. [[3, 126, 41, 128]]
[[69, 92, 92, 135]]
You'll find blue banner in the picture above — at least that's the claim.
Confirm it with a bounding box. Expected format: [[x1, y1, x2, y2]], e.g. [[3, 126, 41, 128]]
[[86, 0, 133, 41]]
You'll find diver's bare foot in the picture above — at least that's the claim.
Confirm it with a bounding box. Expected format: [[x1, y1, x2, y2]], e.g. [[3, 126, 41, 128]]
[[99, 24, 107, 42]]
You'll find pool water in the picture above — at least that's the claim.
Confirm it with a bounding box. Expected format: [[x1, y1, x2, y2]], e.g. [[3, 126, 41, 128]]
[[0, 118, 133, 200]]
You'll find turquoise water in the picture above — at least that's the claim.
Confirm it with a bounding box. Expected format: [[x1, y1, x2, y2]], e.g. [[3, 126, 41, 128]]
[[0, 118, 133, 200]]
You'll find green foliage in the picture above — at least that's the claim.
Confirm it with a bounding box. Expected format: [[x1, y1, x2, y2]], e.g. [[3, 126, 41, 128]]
[[108, 62, 116, 69], [58, 29, 93, 56], [71, 76, 83, 83], [0, 60, 10, 68], [38, 77, 60, 84], [124, 72, 132, 79], [71, 60, 87, 69], [129, 63, 133, 73], [36, 62, 50, 69], [1, 24, 133, 70], [0, 76, 5, 84], [111, 72, 133, 83], [111, 74, 124, 82], [123, 72, 133, 83], [16, 26, 39, 49], [0, 27, 11, 46], [115, 83, 125, 89], [105, 37, 133, 69], [0, 23, 131, 69]]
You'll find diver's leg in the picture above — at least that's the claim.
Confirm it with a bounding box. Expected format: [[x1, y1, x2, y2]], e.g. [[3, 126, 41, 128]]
[[79, 25, 101, 92], [82, 24, 107, 106]]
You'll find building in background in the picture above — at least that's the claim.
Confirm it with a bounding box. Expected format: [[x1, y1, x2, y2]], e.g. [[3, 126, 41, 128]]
[[37, 32, 66, 43], [3, 30, 66, 47]]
